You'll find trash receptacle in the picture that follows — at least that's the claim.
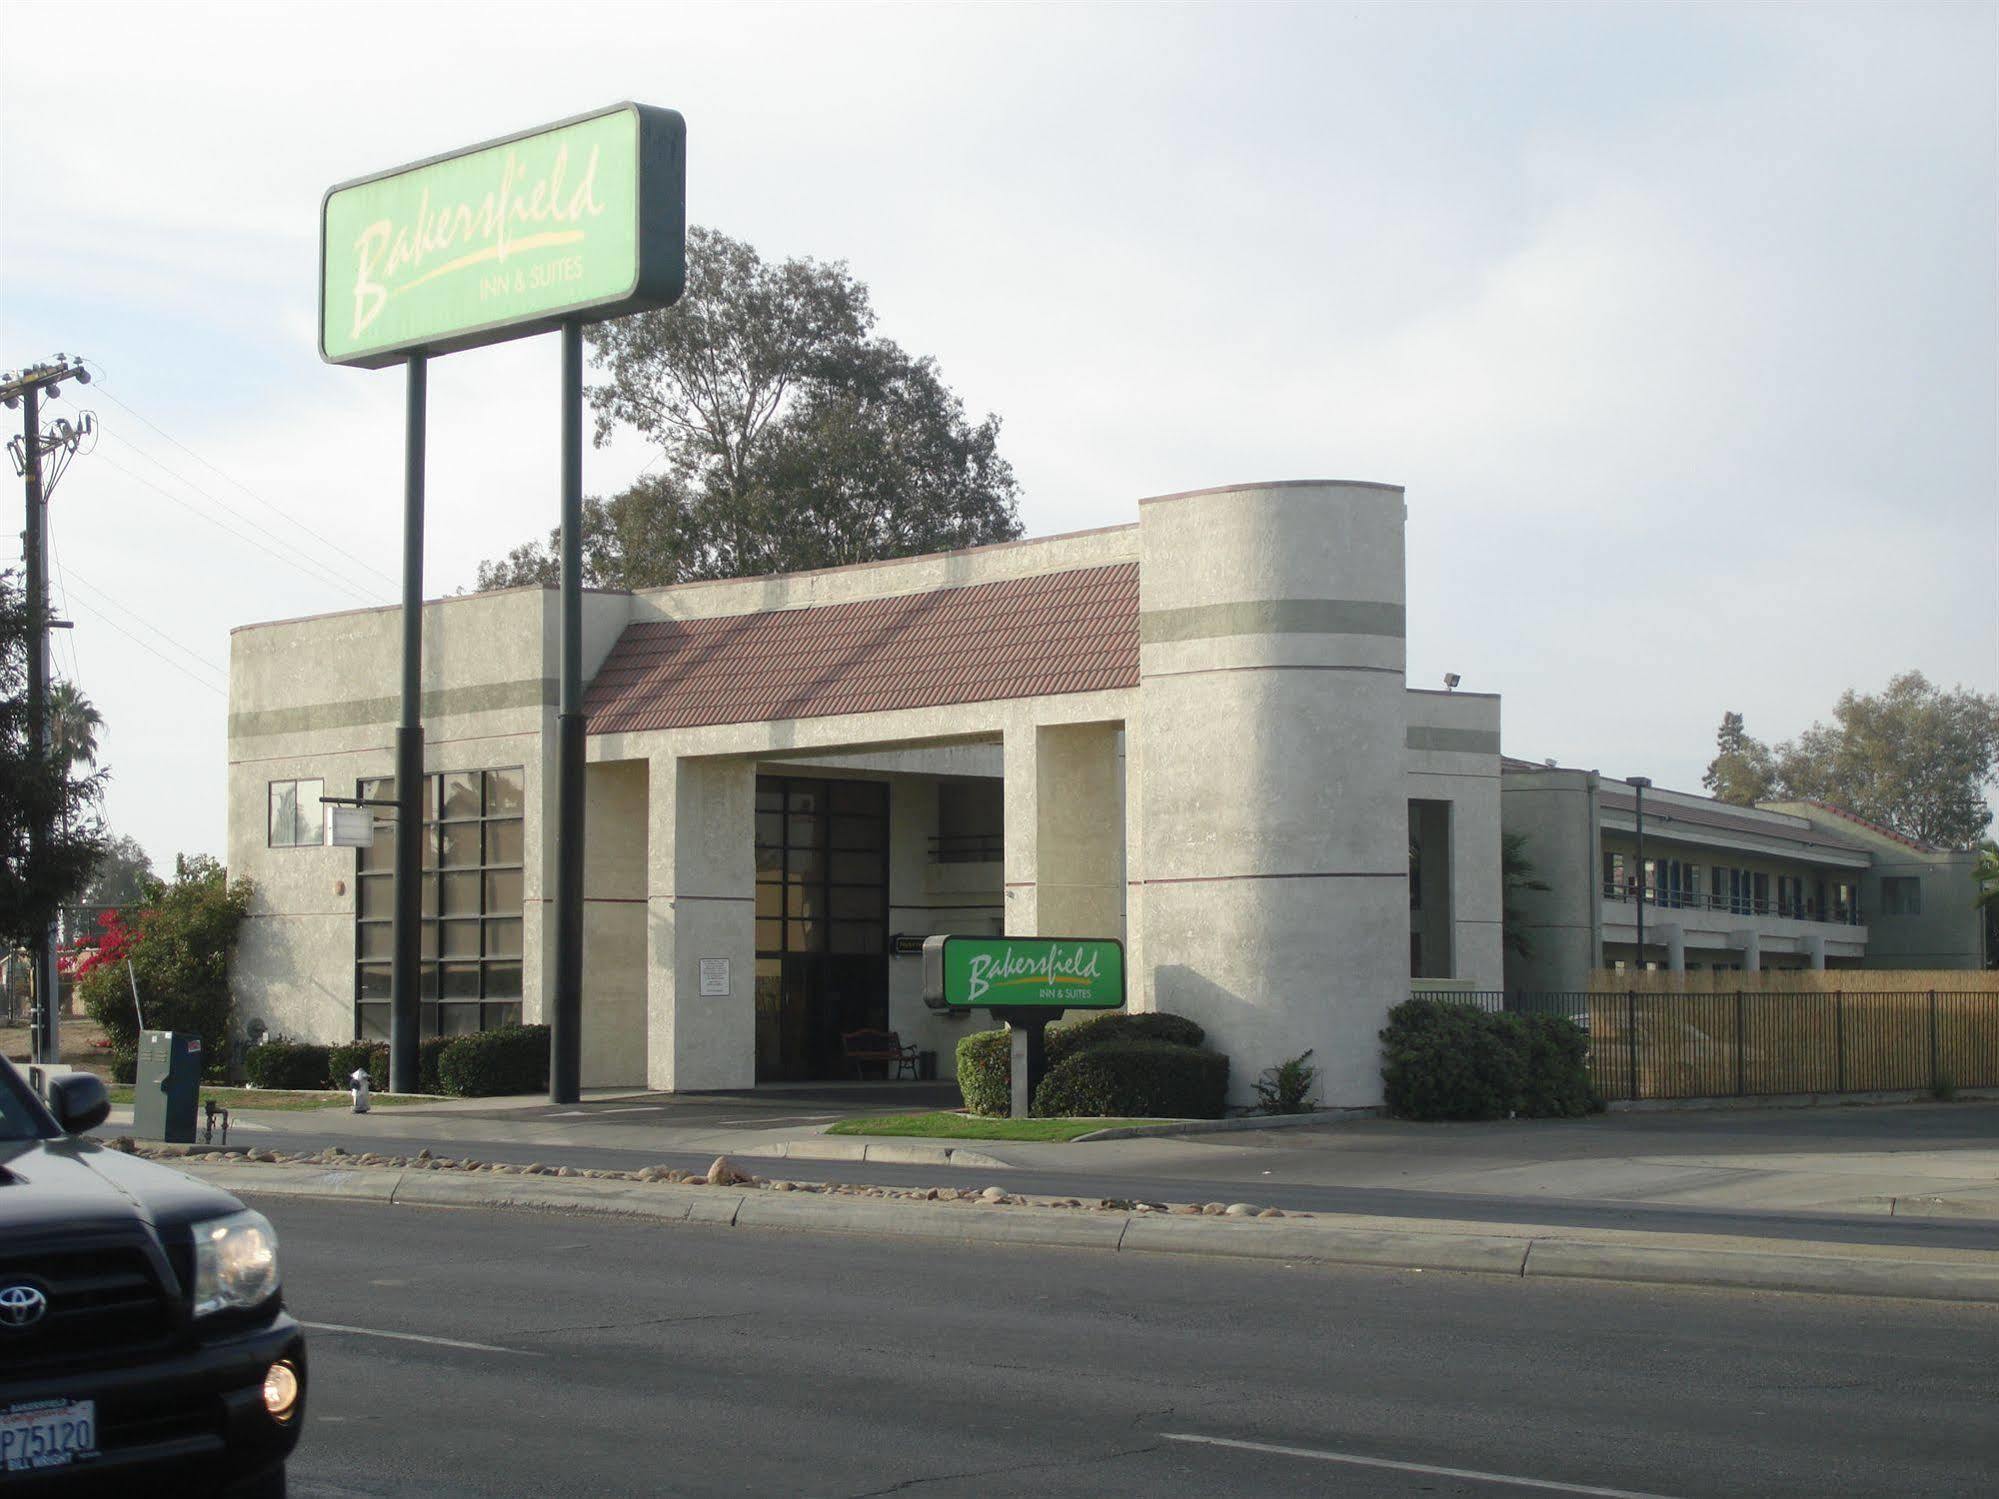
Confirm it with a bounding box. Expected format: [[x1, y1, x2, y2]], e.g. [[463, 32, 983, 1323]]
[[134, 1030, 202, 1143], [917, 1050, 938, 1082]]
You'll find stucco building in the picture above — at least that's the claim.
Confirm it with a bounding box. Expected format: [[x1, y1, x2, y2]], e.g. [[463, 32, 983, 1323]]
[[227, 480, 1503, 1107], [1500, 762, 1989, 989]]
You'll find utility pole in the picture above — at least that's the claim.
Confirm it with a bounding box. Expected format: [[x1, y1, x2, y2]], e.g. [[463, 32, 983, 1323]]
[[3, 355, 93, 1066]]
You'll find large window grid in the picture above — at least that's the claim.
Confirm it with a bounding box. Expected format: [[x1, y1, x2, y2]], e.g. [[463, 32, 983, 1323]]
[[754, 776, 889, 959], [353, 767, 525, 1041]]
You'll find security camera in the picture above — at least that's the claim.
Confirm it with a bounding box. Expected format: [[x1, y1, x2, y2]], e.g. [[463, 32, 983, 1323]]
[[1443, 673, 1461, 690]]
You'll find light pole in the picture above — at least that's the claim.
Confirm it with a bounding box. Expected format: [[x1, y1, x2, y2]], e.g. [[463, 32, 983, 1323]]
[[1628, 776, 1652, 972]]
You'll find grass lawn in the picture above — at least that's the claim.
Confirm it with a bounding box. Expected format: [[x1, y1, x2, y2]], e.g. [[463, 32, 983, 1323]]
[[825, 1112, 1162, 1142], [107, 1085, 434, 1112]]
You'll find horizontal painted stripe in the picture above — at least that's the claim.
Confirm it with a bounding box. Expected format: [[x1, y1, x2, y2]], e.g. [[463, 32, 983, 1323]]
[[1136, 871, 1405, 885], [1140, 598, 1405, 645], [1142, 662, 1405, 679], [1160, 1433, 1681, 1499], [301, 1321, 535, 1356], [230, 679, 554, 739], [1406, 725, 1502, 754]]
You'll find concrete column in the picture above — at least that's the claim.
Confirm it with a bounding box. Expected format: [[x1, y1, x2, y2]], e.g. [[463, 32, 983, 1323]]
[[581, 760, 648, 1088], [1730, 928, 1762, 973], [1136, 481, 1408, 1107], [1804, 933, 1827, 970], [1001, 722, 1039, 936], [1034, 723, 1124, 939], [646, 754, 756, 1090], [1661, 923, 1686, 974]]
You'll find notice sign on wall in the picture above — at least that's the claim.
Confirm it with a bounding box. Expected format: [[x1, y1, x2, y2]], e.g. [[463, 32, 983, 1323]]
[[698, 959, 731, 997], [321, 103, 686, 368], [922, 936, 1125, 1012]]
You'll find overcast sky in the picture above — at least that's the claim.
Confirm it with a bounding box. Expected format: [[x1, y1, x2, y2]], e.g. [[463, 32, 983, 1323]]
[[3, 0, 1995, 870]]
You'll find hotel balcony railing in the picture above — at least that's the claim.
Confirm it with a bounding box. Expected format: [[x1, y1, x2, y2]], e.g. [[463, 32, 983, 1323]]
[[1600, 883, 1862, 926]]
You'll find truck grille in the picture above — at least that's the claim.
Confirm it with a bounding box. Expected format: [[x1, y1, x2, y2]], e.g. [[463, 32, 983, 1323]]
[[0, 1240, 179, 1378]]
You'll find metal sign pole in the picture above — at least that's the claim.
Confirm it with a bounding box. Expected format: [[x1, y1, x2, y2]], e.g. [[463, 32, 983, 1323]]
[[389, 354, 427, 1095], [549, 321, 585, 1104]]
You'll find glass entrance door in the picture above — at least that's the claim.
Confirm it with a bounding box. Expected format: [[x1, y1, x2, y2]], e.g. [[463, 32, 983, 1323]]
[[753, 775, 890, 1082]]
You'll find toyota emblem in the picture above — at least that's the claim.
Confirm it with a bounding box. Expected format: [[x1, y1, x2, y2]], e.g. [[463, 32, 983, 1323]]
[[0, 1284, 49, 1329]]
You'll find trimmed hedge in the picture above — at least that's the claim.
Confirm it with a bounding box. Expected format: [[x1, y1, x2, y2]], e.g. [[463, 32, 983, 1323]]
[[1032, 1039, 1230, 1120], [327, 1036, 451, 1094], [955, 1012, 1216, 1118], [1379, 999, 1598, 1122], [955, 1028, 1012, 1116], [435, 1024, 550, 1098], [327, 1041, 386, 1092], [244, 1039, 333, 1091], [1048, 1010, 1205, 1062]]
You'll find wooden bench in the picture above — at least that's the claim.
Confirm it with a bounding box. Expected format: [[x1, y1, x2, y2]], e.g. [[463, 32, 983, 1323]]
[[841, 1028, 920, 1081]]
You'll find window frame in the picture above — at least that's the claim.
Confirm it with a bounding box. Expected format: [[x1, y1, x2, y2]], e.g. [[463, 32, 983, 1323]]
[[353, 766, 526, 1042], [267, 778, 326, 849]]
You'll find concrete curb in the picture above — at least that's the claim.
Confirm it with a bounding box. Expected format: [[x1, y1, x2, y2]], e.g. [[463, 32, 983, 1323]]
[[181, 1161, 1999, 1305], [1072, 1109, 1378, 1142], [739, 1138, 1014, 1170]]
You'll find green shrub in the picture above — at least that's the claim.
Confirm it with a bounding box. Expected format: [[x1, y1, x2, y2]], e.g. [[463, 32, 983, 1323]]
[[326, 1037, 450, 1093], [1380, 999, 1597, 1121], [1032, 1039, 1229, 1119], [244, 1038, 334, 1091], [76, 855, 252, 1080], [419, 1035, 451, 1094], [436, 1024, 549, 1097], [109, 1046, 136, 1085], [1506, 1014, 1597, 1118], [327, 1041, 385, 1091], [1254, 1049, 1320, 1114], [955, 1028, 1011, 1117], [956, 1012, 1212, 1117], [1047, 1010, 1206, 1063]]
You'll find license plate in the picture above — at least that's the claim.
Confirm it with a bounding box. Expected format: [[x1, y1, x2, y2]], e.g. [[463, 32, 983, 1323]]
[[0, 1399, 96, 1474]]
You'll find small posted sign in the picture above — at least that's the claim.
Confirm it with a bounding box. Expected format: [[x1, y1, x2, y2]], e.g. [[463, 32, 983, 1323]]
[[326, 805, 378, 849]]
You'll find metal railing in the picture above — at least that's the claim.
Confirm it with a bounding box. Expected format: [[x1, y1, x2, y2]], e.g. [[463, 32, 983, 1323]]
[[1600, 884, 1861, 925], [1423, 989, 1997, 1102]]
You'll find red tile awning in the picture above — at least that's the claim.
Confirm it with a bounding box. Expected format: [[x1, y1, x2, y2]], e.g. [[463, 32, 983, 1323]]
[[586, 562, 1139, 734]]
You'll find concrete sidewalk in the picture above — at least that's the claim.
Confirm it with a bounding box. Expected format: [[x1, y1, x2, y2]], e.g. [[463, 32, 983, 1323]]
[[108, 1093, 1999, 1223]]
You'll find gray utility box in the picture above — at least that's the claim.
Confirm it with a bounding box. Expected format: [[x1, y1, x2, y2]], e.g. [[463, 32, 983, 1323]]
[[134, 1030, 202, 1143]]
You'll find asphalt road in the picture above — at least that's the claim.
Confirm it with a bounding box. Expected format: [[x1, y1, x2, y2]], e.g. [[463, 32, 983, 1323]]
[[259, 1196, 1998, 1498], [196, 1120, 1999, 1253]]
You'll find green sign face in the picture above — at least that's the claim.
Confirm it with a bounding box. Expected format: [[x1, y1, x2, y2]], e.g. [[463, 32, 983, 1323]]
[[924, 936, 1126, 1011], [321, 103, 685, 368]]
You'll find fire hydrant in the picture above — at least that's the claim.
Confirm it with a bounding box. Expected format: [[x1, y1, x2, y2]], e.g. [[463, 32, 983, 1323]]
[[349, 1068, 371, 1114]]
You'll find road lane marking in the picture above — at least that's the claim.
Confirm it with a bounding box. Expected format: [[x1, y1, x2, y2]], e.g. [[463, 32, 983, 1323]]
[[301, 1320, 538, 1355], [1160, 1434, 1684, 1498]]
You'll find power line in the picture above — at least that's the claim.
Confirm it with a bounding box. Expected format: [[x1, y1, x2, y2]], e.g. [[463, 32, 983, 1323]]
[[88, 418, 397, 604], [91, 425, 393, 604], [45, 517, 84, 688], [60, 593, 226, 697], [73, 369, 402, 591], [59, 564, 228, 681], [91, 449, 386, 607]]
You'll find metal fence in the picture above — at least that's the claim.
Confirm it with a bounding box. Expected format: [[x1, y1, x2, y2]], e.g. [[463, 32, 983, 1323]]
[[1423, 989, 1999, 1102]]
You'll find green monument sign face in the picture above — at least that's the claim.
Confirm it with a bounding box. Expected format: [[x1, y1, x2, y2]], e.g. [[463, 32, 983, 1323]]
[[321, 103, 685, 368], [923, 936, 1126, 1012]]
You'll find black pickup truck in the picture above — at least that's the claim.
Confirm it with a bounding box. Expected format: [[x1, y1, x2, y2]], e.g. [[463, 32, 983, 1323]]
[[0, 1060, 305, 1495]]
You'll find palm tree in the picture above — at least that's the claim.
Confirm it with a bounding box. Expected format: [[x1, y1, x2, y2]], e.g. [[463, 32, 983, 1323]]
[[48, 681, 101, 775]]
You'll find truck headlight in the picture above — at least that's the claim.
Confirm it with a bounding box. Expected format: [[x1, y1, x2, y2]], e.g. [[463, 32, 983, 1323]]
[[191, 1209, 280, 1316]]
